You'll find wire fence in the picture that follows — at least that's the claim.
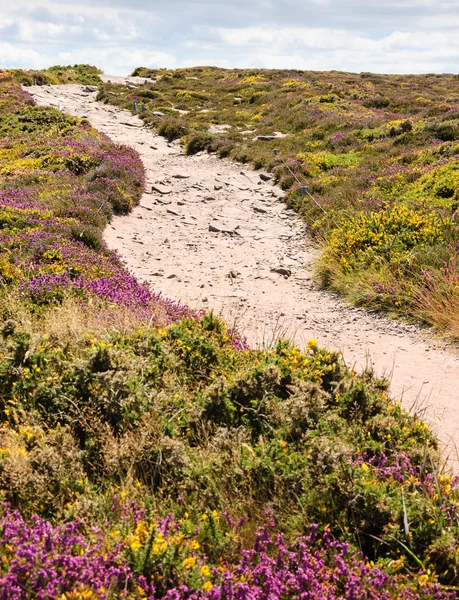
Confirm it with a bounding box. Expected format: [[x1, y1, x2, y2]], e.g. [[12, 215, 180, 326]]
[[273, 148, 327, 215]]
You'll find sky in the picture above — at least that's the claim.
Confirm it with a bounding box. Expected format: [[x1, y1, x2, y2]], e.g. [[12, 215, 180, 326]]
[[0, 0, 458, 76]]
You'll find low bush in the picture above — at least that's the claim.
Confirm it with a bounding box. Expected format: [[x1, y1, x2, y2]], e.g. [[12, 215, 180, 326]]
[[185, 131, 214, 155], [158, 119, 189, 142], [9, 64, 103, 87]]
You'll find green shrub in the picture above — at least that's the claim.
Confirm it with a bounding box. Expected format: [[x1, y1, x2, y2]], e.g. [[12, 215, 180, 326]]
[[158, 119, 188, 142], [185, 131, 213, 155], [70, 222, 103, 250]]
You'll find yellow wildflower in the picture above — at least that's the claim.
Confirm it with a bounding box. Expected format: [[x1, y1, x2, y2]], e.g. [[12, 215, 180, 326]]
[[129, 537, 142, 552], [307, 339, 318, 350], [201, 565, 211, 577], [183, 556, 197, 569], [419, 573, 429, 585]]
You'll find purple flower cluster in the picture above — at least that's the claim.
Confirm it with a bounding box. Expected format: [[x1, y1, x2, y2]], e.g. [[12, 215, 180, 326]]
[[193, 526, 452, 600], [0, 72, 35, 112], [0, 189, 42, 211], [352, 450, 458, 491], [0, 508, 131, 600], [372, 281, 398, 296], [0, 510, 452, 600], [330, 131, 345, 143], [19, 272, 198, 323]]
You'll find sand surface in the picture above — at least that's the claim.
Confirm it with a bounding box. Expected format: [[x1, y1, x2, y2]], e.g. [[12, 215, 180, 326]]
[[28, 82, 459, 461]]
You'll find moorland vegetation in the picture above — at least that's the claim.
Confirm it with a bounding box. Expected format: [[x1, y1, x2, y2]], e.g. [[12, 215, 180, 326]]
[[0, 66, 458, 598], [8, 64, 102, 87]]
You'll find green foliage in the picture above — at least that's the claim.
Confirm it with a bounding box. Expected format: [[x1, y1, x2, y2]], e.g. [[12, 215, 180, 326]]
[[1, 311, 457, 583], [0, 106, 81, 137], [157, 118, 189, 142], [185, 131, 214, 155], [8, 64, 102, 87]]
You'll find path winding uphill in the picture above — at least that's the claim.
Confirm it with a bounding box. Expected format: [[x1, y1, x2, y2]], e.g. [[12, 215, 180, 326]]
[[29, 82, 459, 458]]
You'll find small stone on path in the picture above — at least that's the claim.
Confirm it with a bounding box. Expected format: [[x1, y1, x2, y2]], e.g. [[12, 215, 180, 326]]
[[209, 220, 240, 235], [152, 184, 172, 194], [271, 267, 292, 278], [259, 172, 273, 182]]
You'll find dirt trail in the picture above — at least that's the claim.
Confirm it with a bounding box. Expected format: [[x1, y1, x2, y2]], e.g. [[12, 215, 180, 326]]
[[29, 83, 459, 460]]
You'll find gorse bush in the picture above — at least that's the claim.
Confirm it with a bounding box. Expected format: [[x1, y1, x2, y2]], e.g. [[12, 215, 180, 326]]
[[322, 206, 445, 274], [0, 72, 458, 598], [0, 312, 458, 596]]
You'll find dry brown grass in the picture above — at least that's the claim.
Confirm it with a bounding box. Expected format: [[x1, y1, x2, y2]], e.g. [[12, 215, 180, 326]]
[[413, 278, 459, 341], [0, 292, 168, 349]]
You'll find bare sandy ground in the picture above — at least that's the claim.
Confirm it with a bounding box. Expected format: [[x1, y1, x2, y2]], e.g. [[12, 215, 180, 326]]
[[29, 83, 459, 461], [99, 74, 156, 86]]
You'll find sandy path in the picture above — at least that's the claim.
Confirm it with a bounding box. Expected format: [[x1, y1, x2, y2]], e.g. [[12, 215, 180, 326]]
[[29, 83, 459, 460]]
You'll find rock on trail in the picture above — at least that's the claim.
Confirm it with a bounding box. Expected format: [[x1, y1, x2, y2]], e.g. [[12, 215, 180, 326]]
[[29, 83, 459, 460]]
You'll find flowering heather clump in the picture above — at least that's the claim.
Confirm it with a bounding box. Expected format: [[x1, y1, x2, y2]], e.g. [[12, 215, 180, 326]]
[[0, 510, 453, 599], [351, 450, 459, 519], [202, 526, 454, 600], [0, 508, 132, 600], [18, 273, 198, 324], [0, 71, 35, 113]]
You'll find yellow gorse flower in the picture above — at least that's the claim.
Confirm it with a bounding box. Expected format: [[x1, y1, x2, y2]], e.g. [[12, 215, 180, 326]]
[[201, 565, 211, 577], [183, 556, 197, 569]]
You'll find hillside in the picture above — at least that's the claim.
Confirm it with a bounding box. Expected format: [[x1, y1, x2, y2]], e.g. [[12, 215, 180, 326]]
[[0, 68, 459, 598], [26, 80, 459, 454], [99, 66, 459, 338]]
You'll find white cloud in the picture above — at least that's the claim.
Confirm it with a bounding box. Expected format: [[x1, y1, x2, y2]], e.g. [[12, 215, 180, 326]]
[[0, 43, 50, 70], [57, 48, 178, 74], [18, 21, 80, 42], [216, 26, 354, 49], [211, 24, 459, 74]]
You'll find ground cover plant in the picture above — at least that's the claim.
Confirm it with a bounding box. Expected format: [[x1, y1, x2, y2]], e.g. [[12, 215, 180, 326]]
[[9, 64, 102, 87], [100, 67, 459, 337], [1, 70, 459, 598]]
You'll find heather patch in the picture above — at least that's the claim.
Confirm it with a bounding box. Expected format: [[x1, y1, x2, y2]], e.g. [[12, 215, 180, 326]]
[[0, 509, 453, 599]]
